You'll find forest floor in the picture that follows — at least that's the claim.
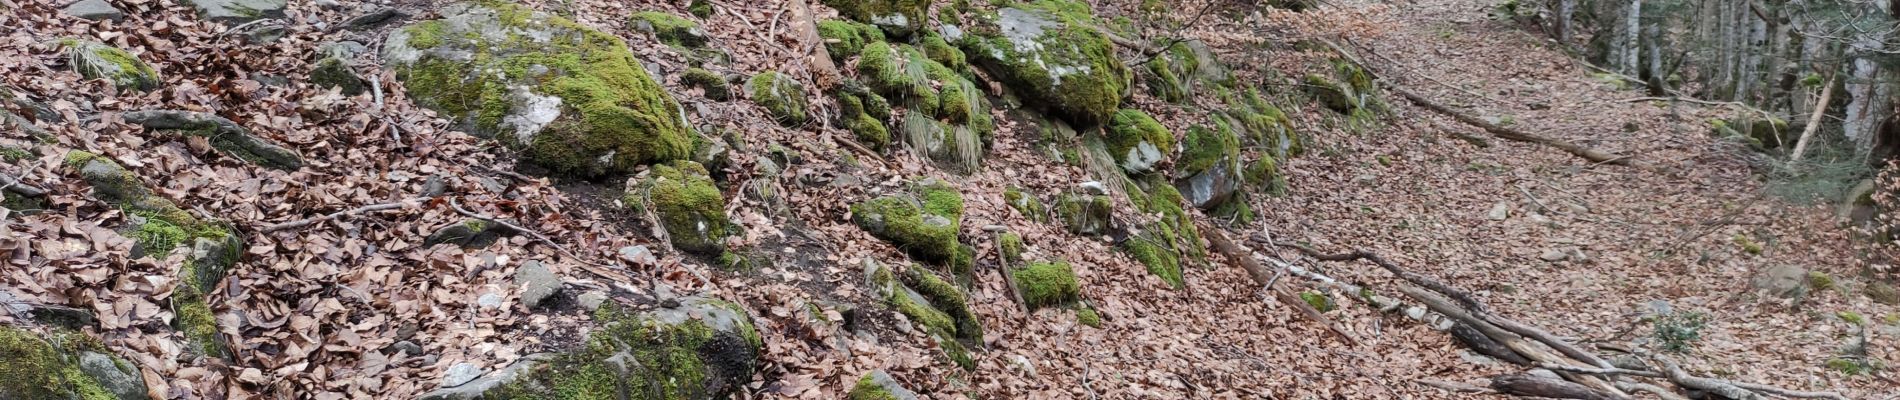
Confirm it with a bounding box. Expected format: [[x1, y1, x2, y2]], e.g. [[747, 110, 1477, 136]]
[[0, 0, 1896, 398]]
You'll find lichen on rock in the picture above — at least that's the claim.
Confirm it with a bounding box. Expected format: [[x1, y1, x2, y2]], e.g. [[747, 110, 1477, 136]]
[[747, 71, 811, 126], [382, 2, 693, 177], [958, 0, 1130, 127], [65, 40, 160, 92], [629, 161, 732, 255]]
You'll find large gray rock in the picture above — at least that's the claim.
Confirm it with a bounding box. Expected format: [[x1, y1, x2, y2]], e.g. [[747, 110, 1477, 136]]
[[62, 0, 124, 21], [68, 41, 160, 92], [182, 0, 286, 23], [1751, 265, 1809, 297], [78, 351, 149, 400]]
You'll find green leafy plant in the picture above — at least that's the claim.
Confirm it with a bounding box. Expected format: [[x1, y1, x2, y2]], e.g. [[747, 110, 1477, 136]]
[[1652, 311, 1708, 353]]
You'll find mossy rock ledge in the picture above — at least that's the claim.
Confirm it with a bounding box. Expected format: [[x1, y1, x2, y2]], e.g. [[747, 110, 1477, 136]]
[[628, 161, 732, 255], [0, 325, 151, 400], [382, 2, 694, 178], [864, 260, 981, 370], [958, 0, 1130, 127], [1104, 109, 1172, 174], [1173, 123, 1242, 209], [432, 296, 764, 400]]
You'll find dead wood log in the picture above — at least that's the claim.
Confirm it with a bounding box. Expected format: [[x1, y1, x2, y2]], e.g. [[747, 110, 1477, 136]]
[[1789, 71, 1837, 162], [1653, 356, 1761, 400], [1490, 374, 1627, 400], [1615, 382, 1690, 400], [1319, 39, 1657, 171], [1199, 223, 1358, 346], [0, 172, 46, 198], [1415, 379, 1497, 394], [1449, 322, 1532, 365], [1402, 286, 1625, 396], [262, 198, 423, 232]]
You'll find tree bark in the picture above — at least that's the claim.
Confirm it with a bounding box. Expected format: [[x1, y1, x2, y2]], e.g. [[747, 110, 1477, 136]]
[[1491, 374, 1627, 400]]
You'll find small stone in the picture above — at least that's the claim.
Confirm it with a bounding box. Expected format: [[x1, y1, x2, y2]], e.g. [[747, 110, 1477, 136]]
[[422, 174, 449, 197], [311, 57, 367, 95], [183, 0, 287, 23], [1486, 202, 1509, 220], [513, 261, 562, 309], [441, 363, 483, 388], [318, 41, 369, 60], [388, 340, 423, 355], [1751, 265, 1809, 297], [1864, 282, 1898, 305], [1528, 212, 1552, 225], [477, 293, 503, 309], [1539, 248, 1567, 262], [618, 245, 656, 265], [1078, 181, 1108, 195], [577, 291, 608, 311], [61, 0, 124, 21]]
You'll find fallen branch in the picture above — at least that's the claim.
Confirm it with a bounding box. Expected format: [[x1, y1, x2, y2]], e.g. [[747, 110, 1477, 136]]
[[1652, 356, 1760, 400], [1415, 379, 1497, 394], [1321, 40, 1657, 171], [1489, 374, 1625, 400], [1200, 223, 1358, 346], [1, 171, 47, 198], [261, 198, 423, 232], [985, 226, 1029, 315], [1789, 71, 1838, 162]]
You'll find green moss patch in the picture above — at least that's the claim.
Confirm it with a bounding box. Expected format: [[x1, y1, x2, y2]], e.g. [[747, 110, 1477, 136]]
[[865, 261, 981, 371], [629, 161, 732, 255], [817, 20, 885, 61], [498, 296, 762, 399], [958, 0, 1129, 127], [852, 181, 966, 269], [0, 326, 120, 400], [747, 71, 811, 126], [1104, 109, 1172, 174], [997, 232, 1025, 266], [383, 2, 693, 178], [1013, 261, 1079, 309], [1076, 307, 1102, 328], [630, 11, 706, 48], [1054, 193, 1111, 235], [680, 68, 730, 101], [1003, 187, 1047, 222], [856, 41, 994, 168], [65, 40, 160, 92], [820, 0, 929, 36]]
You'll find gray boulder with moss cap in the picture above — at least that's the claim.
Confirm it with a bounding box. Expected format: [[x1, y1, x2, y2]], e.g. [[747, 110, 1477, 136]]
[[382, 2, 694, 177], [480, 296, 762, 399], [629, 161, 732, 255], [958, 0, 1130, 127], [0, 326, 151, 400], [850, 370, 921, 400], [748, 71, 810, 126], [67, 40, 161, 92], [821, 0, 929, 36]]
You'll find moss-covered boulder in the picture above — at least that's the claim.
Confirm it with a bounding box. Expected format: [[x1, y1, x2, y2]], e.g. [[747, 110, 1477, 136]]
[[817, 20, 886, 61], [1003, 186, 1048, 223], [834, 81, 894, 150], [1117, 181, 1205, 289], [1143, 40, 1232, 103], [1712, 116, 1790, 149], [1014, 261, 1080, 309], [849, 370, 921, 400], [66, 40, 160, 92], [630, 11, 708, 48], [1173, 123, 1241, 209], [851, 181, 964, 267], [382, 2, 693, 177], [864, 261, 980, 370], [747, 71, 811, 126], [1305, 73, 1355, 113], [490, 296, 762, 399], [311, 57, 368, 96], [958, 0, 1130, 127], [1104, 109, 1172, 174], [67, 151, 239, 358], [679, 68, 731, 101], [629, 161, 731, 255], [821, 0, 929, 36], [0, 326, 149, 400], [1224, 88, 1302, 160], [1054, 193, 1111, 236]]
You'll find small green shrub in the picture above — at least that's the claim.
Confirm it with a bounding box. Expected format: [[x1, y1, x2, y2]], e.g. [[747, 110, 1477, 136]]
[[1652, 311, 1707, 353]]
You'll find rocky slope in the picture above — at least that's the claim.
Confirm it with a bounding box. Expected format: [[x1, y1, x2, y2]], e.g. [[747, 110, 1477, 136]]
[[0, 0, 1895, 398]]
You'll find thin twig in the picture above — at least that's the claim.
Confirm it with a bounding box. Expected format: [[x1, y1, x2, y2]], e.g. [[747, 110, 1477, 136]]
[[261, 198, 424, 232]]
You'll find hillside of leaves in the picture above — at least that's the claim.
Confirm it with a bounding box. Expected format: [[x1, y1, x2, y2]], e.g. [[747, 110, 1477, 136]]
[[0, 0, 1896, 398]]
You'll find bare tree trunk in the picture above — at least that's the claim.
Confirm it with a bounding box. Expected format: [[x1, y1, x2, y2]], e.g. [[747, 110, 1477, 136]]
[[1557, 0, 1575, 44], [1643, 17, 1665, 95], [1790, 71, 1838, 161], [1622, 0, 1644, 73]]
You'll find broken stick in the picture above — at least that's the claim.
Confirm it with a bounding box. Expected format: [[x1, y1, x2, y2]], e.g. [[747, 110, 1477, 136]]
[[1199, 222, 1358, 346]]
